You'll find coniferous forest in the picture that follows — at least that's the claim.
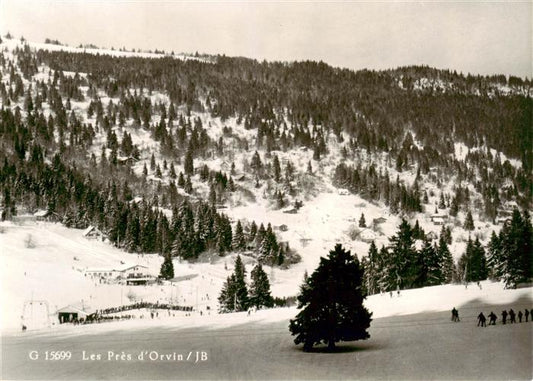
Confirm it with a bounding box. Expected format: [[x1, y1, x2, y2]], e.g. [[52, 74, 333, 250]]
[[0, 37, 531, 288]]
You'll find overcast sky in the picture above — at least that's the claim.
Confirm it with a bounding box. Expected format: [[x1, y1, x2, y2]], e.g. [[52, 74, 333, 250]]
[[1, 1, 531, 78]]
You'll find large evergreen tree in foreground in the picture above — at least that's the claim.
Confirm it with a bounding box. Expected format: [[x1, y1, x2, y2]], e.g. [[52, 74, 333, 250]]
[[289, 244, 372, 352]]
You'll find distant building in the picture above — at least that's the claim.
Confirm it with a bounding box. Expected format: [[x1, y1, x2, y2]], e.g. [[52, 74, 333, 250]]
[[83, 226, 106, 241], [277, 224, 289, 232], [34, 209, 60, 222], [85, 264, 151, 285], [56, 304, 93, 323], [117, 156, 138, 166], [359, 228, 377, 243], [430, 214, 449, 225], [338, 188, 350, 196]]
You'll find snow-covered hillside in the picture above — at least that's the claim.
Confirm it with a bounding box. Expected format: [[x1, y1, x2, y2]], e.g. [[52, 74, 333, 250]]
[[1, 219, 531, 333], [1, 37, 531, 337]]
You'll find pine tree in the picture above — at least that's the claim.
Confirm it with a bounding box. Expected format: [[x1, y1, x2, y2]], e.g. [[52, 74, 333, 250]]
[[486, 231, 503, 280], [416, 239, 442, 287], [251, 151, 262, 175], [233, 220, 246, 251], [233, 255, 249, 311], [464, 211, 475, 231], [150, 153, 156, 171], [249, 221, 258, 243], [142, 163, 148, 177], [458, 237, 488, 282], [169, 162, 177, 179], [359, 213, 366, 228], [272, 154, 281, 182], [184, 148, 194, 176], [364, 241, 379, 295], [155, 164, 162, 178], [209, 182, 217, 206], [438, 193, 446, 209], [389, 219, 416, 290], [249, 264, 274, 309], [499, 209, 532, 287], [437, 234, 454, 283], [218, 274, 237, 313], [307, 161, 313, 174], [159, 254, 174, 280], [184, 176, 193, 194], [289, 244, 372, 352]]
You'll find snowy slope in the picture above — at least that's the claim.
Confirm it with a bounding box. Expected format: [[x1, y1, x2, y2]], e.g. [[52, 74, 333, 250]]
[[1, 220, 531, 334]]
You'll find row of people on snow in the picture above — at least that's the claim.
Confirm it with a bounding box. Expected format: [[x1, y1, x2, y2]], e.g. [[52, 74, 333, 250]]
[[451, 307, 532, 326], [477, 308, 532, 326]]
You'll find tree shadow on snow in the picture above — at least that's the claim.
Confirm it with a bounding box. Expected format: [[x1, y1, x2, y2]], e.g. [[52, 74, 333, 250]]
[[293, 342, 381, 354]]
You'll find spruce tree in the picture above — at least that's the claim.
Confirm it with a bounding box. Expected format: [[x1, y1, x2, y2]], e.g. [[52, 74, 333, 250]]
[[464, 211, 475, 231], [249, 264, 274, 309], [458, 237, 487, 282], [364, 241, 379, 295], [233, 220, 246, 251], [272, 154, 281, 182], [359, 213, 366, 228], [289, 244, 372, 352], [415, 239, 442, 287], [159, 254, 174, 280], [389, 219, 416, 289], [437, 234, 454, 283], [184, 148, 194, 176], [499, 209, 532, 287], [233, 255, 249, 311], [218, 274, 237, 313], [249, 221, 258, 243], [486, 231, 503, 280]]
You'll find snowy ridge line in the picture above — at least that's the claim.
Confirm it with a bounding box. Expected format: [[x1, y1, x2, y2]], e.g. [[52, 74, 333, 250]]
[[1, 37, 212, 63]]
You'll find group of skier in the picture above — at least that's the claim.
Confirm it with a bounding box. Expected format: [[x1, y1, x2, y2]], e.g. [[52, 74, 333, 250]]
[[451, 307, 532, 326], [477, 308, 532, 327]]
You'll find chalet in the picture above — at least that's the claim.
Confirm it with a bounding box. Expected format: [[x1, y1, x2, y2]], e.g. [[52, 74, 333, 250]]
[[277, 224, 289, 232], [83, 225, 106, 241], [119, 265, 151, 285], [117, 156, 137, 166], [430, 214, 449, 225], [359, 228, 377, 243], [338, 189, 350, 196], [119, 265, 149, 278], [220, 161, 231, 172], [85, 264, 151, 285], [34, 209, 60, 222], [34, 210, 48, 221]]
